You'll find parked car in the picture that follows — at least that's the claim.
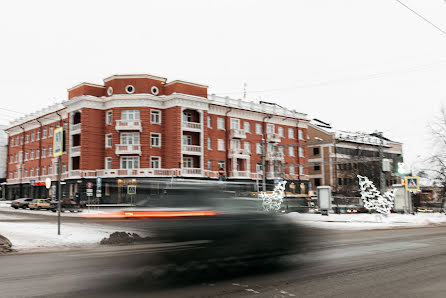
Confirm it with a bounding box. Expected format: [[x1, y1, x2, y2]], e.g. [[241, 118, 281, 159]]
[[11, 198, 34, 209], [49, 198, 83, 212], [28, 199, 51, 210]]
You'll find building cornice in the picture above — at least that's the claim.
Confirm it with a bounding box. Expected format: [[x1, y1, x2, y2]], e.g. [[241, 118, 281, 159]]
[[67, 82, 106, 92], [164, 80, 208, 88]]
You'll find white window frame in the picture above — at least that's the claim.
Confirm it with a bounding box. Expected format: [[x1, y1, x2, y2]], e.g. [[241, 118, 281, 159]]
[[121, 110, 140, 121], [217, 118, 225, 130], [207, 160, 212, 171], [49, 126, 54, 137], [36, 167, 40, 177], [289, 147, 295, 157], [230, 118, 240, 130], [43, 128, 47, 139], [256, 123, 262, 135], [106, 110, 113, 125], [42, 147, 46, 158], [244, 122, 250, 133], [49, 146, 53, 156], [105, 134, 112, 148], [218, 160, 225, 170], [31, 132, 35, 142], [150, 110, 161, 124], [48, 165, 53, 175], [244, 141, 251, 152], [42, 167, 46, 176], [25, 151, 28, 161], [207, 116, 212, 128], [30, 149, 34, 160], [151, 133, 161, 147], [231, 139, 240, 150], [217, 139, 225, 151], [298, 129, 304, 140], [36, 149, 40, 159], [208, 137, 212, 150], [299, 147, 304, 158], [183, 135, 192, 145], [267, 124, 274, 134], [183, 157, 193, 168], [121, 156, 139, 169], [105, 157, 112, 169], [150, 156, 161, 169], [256, 143, 262, 154], [288, 128, 294, 139], [299, 165, 304, 175], [278, 126, 284, 137], [120, 132, 139, 145], [183, 112, 193, 122], [37, 130, 41, 140], [290, 165, 295, 175]]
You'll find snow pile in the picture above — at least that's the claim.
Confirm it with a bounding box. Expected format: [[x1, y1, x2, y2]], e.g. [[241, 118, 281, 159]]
[[0, 221, 149, 250], [0, 234, 13, 253], [286, 212, 446, 230], [0, 201, 11, 208]]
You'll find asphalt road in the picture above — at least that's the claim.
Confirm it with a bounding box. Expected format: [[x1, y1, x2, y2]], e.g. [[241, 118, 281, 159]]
[[1, 214, 446, 298]]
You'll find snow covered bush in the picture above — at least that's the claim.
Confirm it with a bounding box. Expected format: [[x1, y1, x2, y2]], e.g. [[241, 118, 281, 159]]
[[260, 181, 287, 212], [357, 175, 394, 215]]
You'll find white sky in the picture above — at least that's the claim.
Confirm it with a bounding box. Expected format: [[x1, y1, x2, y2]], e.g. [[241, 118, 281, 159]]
[[1, 0, 446, 169]]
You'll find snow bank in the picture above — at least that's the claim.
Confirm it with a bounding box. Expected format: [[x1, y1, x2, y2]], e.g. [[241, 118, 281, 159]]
[[0, 221, 149, 251], [285, 212, 446, 230], [0, 205, 120, 217], [0, 201, 11, 208]]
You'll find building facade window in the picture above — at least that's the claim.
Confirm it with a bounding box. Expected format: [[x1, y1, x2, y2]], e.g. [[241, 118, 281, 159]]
[[25, 151, 28, 161], [290, 165, 295, 175], [207, 116, 212, 128], [217, 139, 225, 151], [218, 160, 225, 169], [151, 133, 161, 147], [298, 129, 304, 140], [121, 156, 139, 169], [36, 167, 40, 177], [49, 126, 54, 137], [256, 123, 262, 135], [121, 132, 139, 145], [25, 134, 29, 144], [256, 143, 262, 154], [105, 134, 112, 147], [299, 147, 304, 157], [150, 110, 161, 124], [299, 165, 304, 175], [43, 128, 47, 139], [183, 112, 192, 122], [288, 128, 294, 139], [314, 163, 320, 171], [208, 137, 212, 150], [244, 122, 250, 133], [31, 132, 35, 142], [37, 130, 41, 140], [150, 156, 161, 168], [42, 167, 46, 176], [217, 118, 225, 130], [121, 110, 140, 121], [42, 147, 46, 158], [244, 141, 251, 152], [183, 157, 193, 168], [106, 111, 113, 125], [105, 157, 112, 169], [231, 139, 240, 150], [183, 135, 192, 145], [230, 118, 240, 130], [289, 147, 295, 156], [49, 146, 53, 155], [48, 165, 53, 175], [267, 124, 274, 134], [278, 127, 284, 137], [30, 150, 34, 160], [313, 147, 320, 155], [207, 160, 212, 171]]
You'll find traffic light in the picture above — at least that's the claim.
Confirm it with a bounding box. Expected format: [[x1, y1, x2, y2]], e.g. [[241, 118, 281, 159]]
[[397, 162, 408, 176]]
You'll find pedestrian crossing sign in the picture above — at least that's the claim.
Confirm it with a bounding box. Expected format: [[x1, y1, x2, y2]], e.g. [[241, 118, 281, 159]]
[[405, 176, 419, 191], [127, 185, 137, 195]]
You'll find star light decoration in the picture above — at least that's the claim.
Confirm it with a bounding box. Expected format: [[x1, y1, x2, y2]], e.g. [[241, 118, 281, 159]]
[[260, 181, 287, 212], [357, 175, 395, 215]]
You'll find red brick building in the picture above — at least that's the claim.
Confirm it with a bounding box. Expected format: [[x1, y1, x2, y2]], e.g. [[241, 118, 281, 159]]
[[5, 74, 309, 202]]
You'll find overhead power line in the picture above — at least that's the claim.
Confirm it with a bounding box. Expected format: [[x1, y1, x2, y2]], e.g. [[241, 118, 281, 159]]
[[396, 0, 446, 38]]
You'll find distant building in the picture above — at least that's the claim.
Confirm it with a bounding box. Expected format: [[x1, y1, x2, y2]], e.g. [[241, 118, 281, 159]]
[[0, 125, 7, 198], [4, 74, 310, 201], [308, 119, 404, 195]]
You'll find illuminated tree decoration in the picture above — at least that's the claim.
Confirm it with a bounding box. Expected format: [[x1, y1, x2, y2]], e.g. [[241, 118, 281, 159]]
[[260, 181, 287, 212], [357, 175, 394, 215]]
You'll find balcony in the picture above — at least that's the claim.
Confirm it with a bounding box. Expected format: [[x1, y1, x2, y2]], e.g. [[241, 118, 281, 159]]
[[267, 172, 283, 180], [182, 121, 202, 131], [267, 133, 281, 143], [266, 152, 284, 161], [182, 145, 202, 155], [115, 120, 142, 131], [70, 123, 81, 135], [70, 146, 81, 156], [228, 148, 251, 159], [229, 171, 250, 179], [230, 129, 247, 139], [182, 168, 203, 177], [115, 144, 141, 155]]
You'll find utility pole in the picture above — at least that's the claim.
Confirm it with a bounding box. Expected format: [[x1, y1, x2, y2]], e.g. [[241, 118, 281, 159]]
[[261, 138, 266, 192], [378, 131, 386, 194]]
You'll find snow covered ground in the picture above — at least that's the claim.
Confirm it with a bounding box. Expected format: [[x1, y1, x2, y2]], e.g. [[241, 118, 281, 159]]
[[0, 204, 122, 217], [286, 212, 446, 230], [0, 213, 149, 251], [0, 200, 11, 207]]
